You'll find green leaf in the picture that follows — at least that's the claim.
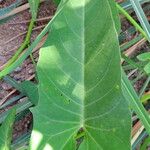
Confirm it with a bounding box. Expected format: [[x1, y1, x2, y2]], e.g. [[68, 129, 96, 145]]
[[28, 0, 40, 20], [30, 0, 131, 149], [4, 76, 38, 105], [137, 53, 150, 74], [110, 1, 121, 32], [20, 81, 39, 105], [53, 0, 61, 5], [137, 52, 150, 61], [144, 63, 150, 74], [0, 108, 16, 150], [141, 93, 150, 103], [4, 76, 24, 92], [140, 136, 150, 150]]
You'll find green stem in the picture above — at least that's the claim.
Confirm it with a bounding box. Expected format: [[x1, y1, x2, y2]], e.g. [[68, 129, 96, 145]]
[[30, 54, 36, 67], [116, 3, 148, 40], [2, 19, 34, 69]]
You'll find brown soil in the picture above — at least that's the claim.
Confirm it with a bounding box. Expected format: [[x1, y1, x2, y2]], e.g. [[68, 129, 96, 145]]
[[0, 0, 56, 146], [0, 0, 56, 98], [0, 0, 16, 8]]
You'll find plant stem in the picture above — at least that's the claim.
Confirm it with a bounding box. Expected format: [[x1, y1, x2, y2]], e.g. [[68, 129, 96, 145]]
[[2, 19, 34, 69], [116, 3, 148, 40], [30, 54, 36, 67]]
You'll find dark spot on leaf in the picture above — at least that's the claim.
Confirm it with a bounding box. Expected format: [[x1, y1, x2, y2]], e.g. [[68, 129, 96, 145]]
[[64, 99, 70, 104]]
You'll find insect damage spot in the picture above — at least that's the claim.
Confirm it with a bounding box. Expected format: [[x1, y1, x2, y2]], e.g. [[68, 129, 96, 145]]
[[60, 93, 71, 104]]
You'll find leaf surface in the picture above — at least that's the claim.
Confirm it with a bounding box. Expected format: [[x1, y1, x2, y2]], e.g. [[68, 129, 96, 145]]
[[20, 81, 39, 105], [28, 0, 40, 20], [137, 52, 150, 61], [0, 108, 16, 150], [137, 52, 150, 74], [30, 0, 131, 149], [53, 0, 61, 5]]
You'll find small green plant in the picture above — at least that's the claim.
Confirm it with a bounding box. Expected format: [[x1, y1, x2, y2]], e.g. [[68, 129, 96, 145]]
[[0, 0, 150, 149]]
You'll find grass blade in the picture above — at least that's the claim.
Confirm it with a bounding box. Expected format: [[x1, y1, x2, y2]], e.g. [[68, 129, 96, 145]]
[[121, 0, 150, 10], [130, 0, 150, 42], [122, 70, 150, 134]]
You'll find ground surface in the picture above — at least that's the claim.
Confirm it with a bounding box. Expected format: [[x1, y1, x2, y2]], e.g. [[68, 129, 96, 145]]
[[0, 0, 56, 142]]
